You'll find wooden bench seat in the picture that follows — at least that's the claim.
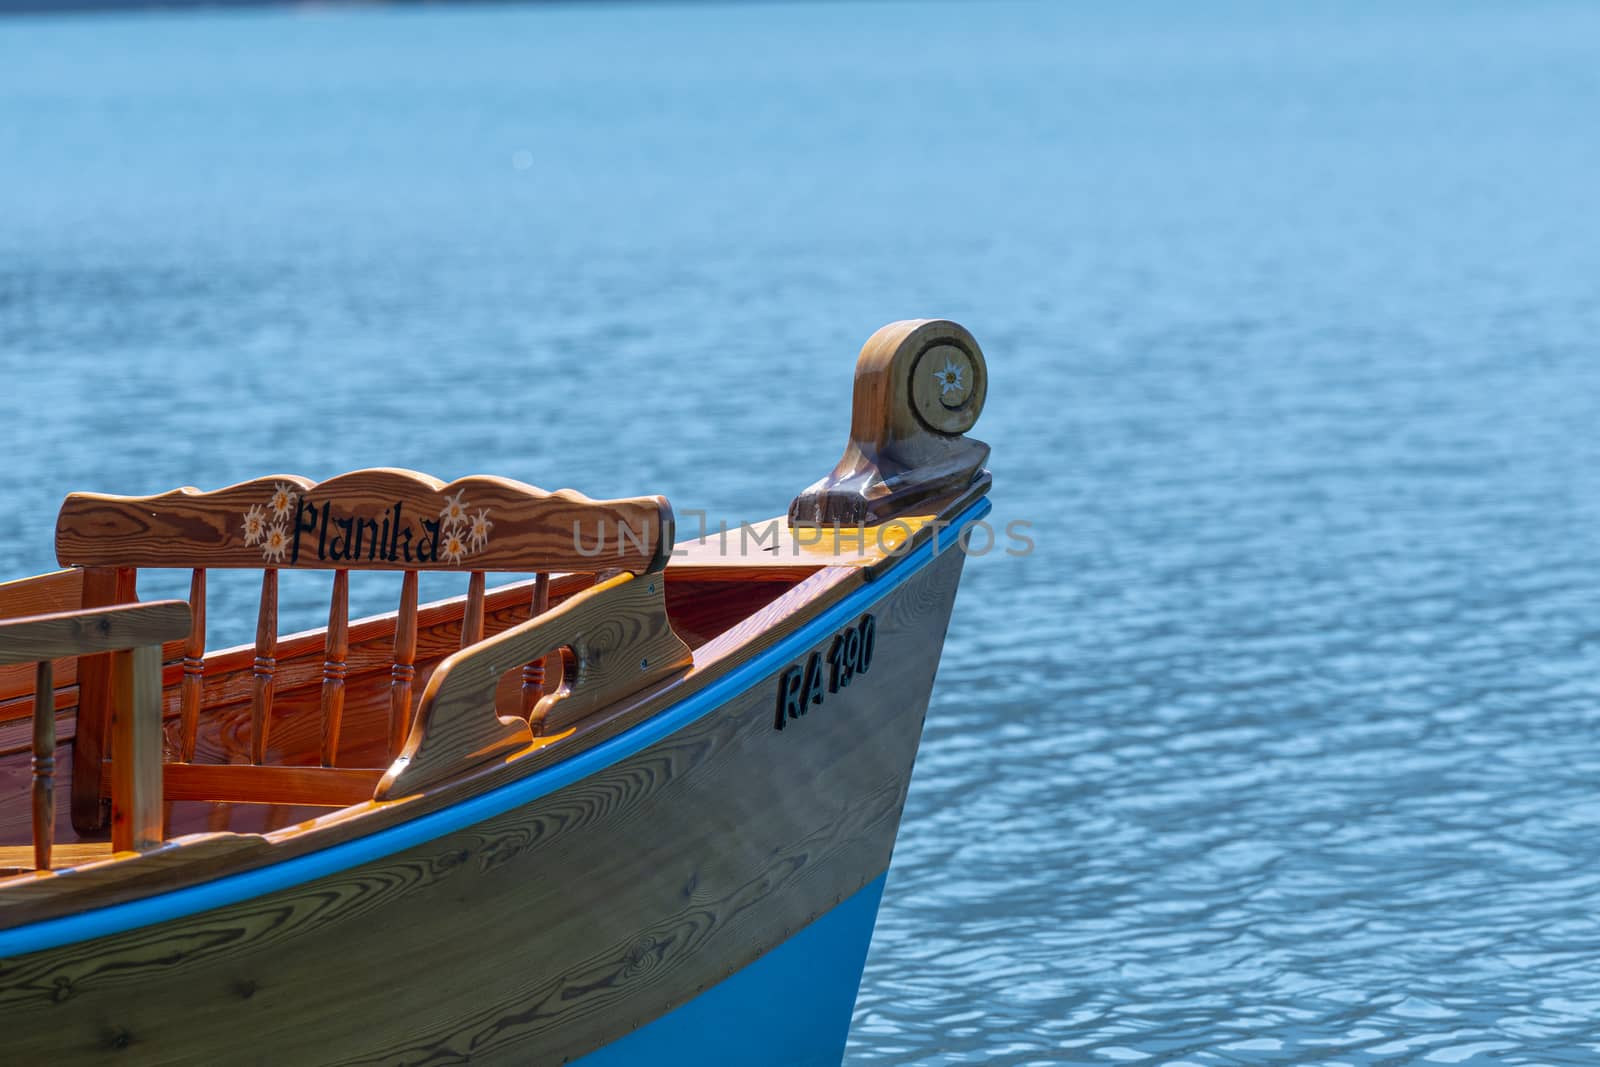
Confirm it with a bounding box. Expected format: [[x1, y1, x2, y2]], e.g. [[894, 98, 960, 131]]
[[0, 840, 119, 875]]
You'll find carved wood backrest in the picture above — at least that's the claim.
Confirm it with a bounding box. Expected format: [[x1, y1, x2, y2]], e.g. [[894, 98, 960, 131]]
[[52, 469, 676, 813], [56, 469, 671, 575]]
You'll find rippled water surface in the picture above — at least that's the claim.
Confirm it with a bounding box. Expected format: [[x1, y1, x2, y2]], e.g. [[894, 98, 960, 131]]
[[5, 1, 1600, 1063]]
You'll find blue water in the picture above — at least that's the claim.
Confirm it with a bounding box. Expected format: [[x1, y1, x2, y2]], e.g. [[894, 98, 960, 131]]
[[4, 1, 1600, 1063]]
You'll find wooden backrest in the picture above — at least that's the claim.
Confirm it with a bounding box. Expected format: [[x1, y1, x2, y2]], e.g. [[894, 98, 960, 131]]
[[50, 469, 676, 810], [56, 468, 673, 576]]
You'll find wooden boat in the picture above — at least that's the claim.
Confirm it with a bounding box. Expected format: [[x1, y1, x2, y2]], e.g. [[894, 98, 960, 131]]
[[0, 319, 991, 1065]]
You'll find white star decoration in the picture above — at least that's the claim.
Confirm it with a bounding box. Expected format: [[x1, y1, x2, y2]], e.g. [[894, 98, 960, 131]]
[[935, 358, 964, 397]]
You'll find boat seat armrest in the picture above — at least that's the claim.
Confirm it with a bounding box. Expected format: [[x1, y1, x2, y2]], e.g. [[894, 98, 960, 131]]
[[0, 601, 191, 665], [378, 573, 692, 797]]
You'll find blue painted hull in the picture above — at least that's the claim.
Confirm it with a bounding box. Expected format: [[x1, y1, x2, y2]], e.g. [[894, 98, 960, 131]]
[[577, 874, 888, 1067]]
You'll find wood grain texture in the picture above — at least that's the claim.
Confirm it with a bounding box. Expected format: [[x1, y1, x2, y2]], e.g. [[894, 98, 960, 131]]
[[381, 573, 693, 797], [0, 547, 969, 1066], [0, 832, 271, 899], [56, 469, 674, 576], [70, 567, 137, 836], [0, 569, 84, 622], [0, 841, 117, 876], [0, 693, 75, 760], [158, 764, 384, 807], [0, 661, 78, 725], [0, 602, 190, 666], [109, 646, 163, 853], [790, 319, 990, 525]]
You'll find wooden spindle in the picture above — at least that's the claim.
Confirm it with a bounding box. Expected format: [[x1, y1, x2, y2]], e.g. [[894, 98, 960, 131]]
[[32, 660, 55, 871], [319, 570, 350, 768], [388, 571, 419, 760], [462, 571, 486, 649], [520, 573, 552, 716], [250, 569, 278, 766], [179, 568, 206, 763]]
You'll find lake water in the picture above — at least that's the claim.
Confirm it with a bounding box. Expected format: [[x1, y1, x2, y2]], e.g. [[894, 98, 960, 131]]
[[4, 1, 1600, 1063]]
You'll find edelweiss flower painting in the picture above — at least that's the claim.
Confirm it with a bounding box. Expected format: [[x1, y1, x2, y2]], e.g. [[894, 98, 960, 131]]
[[468, 509, 493, 550], [440, 527, 471, 565], [934, 358, 964, 396], [440, 490, 470, 528], [242, 504, 268, 546], [260, 523, 290, 563], [269, 482, 298, 520], [435, 489, 493, 564]]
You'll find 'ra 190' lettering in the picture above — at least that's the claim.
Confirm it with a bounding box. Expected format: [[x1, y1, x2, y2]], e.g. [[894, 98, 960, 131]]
[[774, 614, 876, 731]]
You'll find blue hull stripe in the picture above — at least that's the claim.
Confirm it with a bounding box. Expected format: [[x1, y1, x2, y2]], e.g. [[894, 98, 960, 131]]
[[575, 874, 889, 1067], [0, 498, 989, 959]]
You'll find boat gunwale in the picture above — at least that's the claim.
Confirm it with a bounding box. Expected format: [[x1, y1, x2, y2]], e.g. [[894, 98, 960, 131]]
[[0, 496, 991, 958]]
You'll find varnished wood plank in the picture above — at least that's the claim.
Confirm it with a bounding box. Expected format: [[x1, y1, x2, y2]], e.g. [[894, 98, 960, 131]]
[[179, 569, 206, 763], [0, 568, 84, 621], [31, 660, 54, 871], [0, 571, 87, 714], [0, 840, 117, 874], [0, 657, 77, 715], [110, 645, 164, 852], [71, 567, 133, 836], [319, 570, 349, 767], [56, 470, 673, 576], [382, 573, 693, 796], [0, 833, 270, 894], [0, 689, 76, 758], [159, 764, 382, 807], [663, 576, 806, 649], [250, 569, 278, 766], [0, 602, 190, 665]]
